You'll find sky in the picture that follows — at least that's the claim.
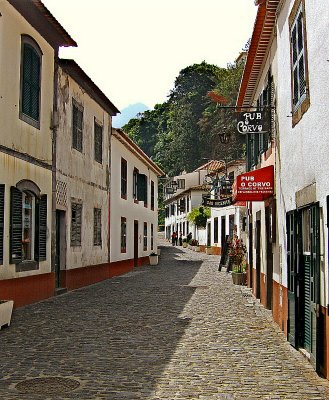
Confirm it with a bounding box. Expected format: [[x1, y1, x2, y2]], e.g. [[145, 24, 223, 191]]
[[43, 0, 257, 112]]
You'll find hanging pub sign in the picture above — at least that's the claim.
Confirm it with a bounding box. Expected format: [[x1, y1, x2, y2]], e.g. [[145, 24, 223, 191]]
[[233, 165, 274, 202], [237, 110, 269, 134], [202, 195, 232, 208]]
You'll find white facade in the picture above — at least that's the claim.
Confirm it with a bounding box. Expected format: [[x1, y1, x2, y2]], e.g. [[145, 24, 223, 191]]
[[110, 129, 163, 265], [0, 0, 76, 306]]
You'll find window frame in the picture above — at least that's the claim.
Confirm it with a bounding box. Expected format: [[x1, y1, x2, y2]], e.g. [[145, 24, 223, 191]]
[[72, 99, 83, 152], [121, 217, 127, 253], [93, 208, 102, 246], [289, 0, 310, 126], [19, 35, 43, 129], [94, 119, 103, 164], [71, 202, 82, 247], [121, 158, 128, 199], [143, 222, 148, 251], [151, 180, 155, 210]]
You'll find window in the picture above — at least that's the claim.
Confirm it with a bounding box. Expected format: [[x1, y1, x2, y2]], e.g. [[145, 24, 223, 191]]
[[93, 208, 102, 246], [214, 217, 219, 243], [151, 223, 154, 250], [94, 120, 103, 164], [151, 181, 155, 210], [289, 0, 309, 124], [133, 168, 138, 201], [20, 35, 42, 128], [121, 158, 127, 199], [143, 222, 148, 251], [121, 217, 127, 253], [177, 179, 185, 189], [10, 184, 47, 267], [72, 101, 83, 152], [0, 185, 4, 264], [71, 202, 82, 246]]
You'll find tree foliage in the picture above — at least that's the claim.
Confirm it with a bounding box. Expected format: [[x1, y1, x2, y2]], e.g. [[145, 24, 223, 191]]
[[187, 206, 211, 228], [123, 59, 245, 176]]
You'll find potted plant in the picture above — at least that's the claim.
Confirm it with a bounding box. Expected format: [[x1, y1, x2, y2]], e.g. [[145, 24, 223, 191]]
[[0, 300, 14, 329], [149, 252, 159, 266], [229, 233, 247, 285], [191, 239, 200, 252], [205, 246, 212, 255], [182, 238, 188, 248]]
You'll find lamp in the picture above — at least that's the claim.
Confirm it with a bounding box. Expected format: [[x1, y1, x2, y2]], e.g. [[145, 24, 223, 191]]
[[171, 181, 179, 191]]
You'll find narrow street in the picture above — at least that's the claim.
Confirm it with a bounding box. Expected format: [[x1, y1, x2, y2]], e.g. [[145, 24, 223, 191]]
[[1, 241, 329, 400]]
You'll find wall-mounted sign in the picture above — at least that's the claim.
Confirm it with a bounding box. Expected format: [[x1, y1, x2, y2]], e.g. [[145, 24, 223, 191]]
[[166, 187, 175, 194], [233, 165, 274, 202], [237, 110, 269, 134], [202, 196, 232, 208]]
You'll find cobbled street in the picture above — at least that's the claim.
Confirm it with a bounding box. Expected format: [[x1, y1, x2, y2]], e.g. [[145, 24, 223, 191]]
[[1, 241, 329, 400]]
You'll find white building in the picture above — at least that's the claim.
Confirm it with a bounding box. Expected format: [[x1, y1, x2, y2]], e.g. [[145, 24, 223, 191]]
[[56, 59, 119, 292], [207, 160, 246, 255], [0, 0, 76, 307], [237, 0, 329, 379], [110, 129, 164, 274]]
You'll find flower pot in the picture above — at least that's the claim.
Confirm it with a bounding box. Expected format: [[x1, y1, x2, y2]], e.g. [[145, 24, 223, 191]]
[[0, 300, 14, 329], [205, 247, 212, 255], [182, 242, 187, 248], [149, 255, 159, 266], [232, 272, 247, 286], [195, 246, 200, 252], [157, 248, 161, 256]]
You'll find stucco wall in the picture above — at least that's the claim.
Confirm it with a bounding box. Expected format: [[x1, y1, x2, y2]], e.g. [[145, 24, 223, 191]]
[[110, 135, 159, 263], [0, 1, 55, 280], [276, 0, 329, 304], [57, 67, 111, 270], [0, 1, 54, 163]]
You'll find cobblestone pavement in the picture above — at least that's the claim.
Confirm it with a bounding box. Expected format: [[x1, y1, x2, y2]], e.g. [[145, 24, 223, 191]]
[[1, 242, 329, 400]]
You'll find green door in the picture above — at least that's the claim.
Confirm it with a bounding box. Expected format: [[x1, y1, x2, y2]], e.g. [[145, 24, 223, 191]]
[[287, 211, 298, 347], [310, 204, 320, 370]]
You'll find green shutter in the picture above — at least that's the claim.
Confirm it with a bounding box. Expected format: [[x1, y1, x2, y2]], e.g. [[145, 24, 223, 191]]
[[22, 44, 40, 121], [0, 185, 4, 264], [35, 195, 47, 261], [10, 187, 23, 264], [137, 174, 147, 202]]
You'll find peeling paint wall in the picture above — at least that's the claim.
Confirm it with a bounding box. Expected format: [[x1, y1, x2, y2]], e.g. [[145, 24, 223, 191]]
[[57, 67, 111, 270]]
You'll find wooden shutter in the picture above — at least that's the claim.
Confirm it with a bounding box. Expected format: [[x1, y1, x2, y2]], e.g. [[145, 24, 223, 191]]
[[137, 174, 147, 202], [22, 44, 40, 121], [36, 194, 47, 261], [0, 185, 4, 264], [10, 186, 23, 264]]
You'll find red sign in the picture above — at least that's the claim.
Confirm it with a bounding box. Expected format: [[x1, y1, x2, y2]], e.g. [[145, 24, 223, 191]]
[[233, 165, 274, 202]]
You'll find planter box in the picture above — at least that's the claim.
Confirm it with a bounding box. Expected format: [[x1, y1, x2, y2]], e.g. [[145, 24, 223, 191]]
[[0, 300, 14, 329], [232, 272, 247, 286], [205, 247, 212, 255], [149, 255, 159, 266]]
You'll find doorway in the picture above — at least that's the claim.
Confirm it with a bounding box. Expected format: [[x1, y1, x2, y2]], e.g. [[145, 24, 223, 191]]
[[287, 204, 320, 372], [255, 217, 261, 299], [265, 205, 273, 310], [134, 220, 139, 268], [55, 210, 66, 290], [207, 222, 211, 246]]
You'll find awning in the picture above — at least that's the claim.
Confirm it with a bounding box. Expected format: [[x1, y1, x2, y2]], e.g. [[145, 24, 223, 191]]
[[233, 165, 274, 202]]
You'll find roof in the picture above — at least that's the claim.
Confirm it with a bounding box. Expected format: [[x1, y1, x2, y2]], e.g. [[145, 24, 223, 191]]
[[59, 59, 120, 117], [163, 185, 210, 205], [236, 0, 279, 108], [8, 0, 77, 49], [194, 160, 225, 172], [112, 129, 165, 177]]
